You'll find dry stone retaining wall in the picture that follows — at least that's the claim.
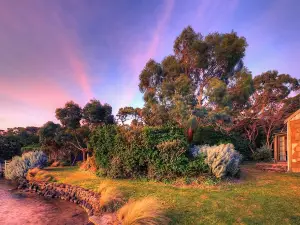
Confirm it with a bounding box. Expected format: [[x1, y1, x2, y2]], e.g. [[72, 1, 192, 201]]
[[18, 179, 101, 216]]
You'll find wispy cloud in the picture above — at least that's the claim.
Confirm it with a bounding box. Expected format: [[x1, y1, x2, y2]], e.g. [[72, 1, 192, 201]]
[[116, 0, 174, 110], [0, 0, 93, 128]]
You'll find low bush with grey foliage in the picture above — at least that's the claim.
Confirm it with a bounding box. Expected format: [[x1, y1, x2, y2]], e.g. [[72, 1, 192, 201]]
[[191, 143, 242, 179], [5, 151, 48, 180]]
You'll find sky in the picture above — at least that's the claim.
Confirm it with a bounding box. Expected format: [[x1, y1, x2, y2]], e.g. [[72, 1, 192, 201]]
[[0, 0, 299, 129]]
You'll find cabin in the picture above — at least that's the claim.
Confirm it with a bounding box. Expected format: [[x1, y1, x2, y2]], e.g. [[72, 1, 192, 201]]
[[285, 109, 300, 172], [257, 109, 300, 172], [272, 109, 300, 172]]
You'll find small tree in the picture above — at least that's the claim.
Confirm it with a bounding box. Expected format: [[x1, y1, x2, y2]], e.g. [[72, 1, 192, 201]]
[[39, 121, 62, 160], [55, 100, 114, 161]]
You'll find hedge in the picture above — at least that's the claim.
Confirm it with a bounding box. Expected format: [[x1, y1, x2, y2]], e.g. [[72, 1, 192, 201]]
[[89, 125, 207, 180]]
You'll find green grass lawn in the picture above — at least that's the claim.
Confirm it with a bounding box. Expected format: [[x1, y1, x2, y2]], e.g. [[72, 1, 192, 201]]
[[45, 164, 300, 225]]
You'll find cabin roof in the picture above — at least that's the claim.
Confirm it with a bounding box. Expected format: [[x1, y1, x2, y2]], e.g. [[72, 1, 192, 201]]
[[284, 109, 300, 124]]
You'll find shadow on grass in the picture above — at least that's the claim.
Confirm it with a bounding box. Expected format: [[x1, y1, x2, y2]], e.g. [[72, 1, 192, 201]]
[[166, 208, 200, 225], [44, 166, 77, 172]]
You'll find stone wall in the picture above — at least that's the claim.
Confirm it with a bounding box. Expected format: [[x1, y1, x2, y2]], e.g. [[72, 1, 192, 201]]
[[18, 179, 101, 216]]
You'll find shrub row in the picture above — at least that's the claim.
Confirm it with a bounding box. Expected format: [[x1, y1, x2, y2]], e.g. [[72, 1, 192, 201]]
[[89, 125, 208, 180]]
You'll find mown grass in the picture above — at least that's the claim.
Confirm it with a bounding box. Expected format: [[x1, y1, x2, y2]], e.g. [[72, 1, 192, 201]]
[[45, 164, 300, 225]]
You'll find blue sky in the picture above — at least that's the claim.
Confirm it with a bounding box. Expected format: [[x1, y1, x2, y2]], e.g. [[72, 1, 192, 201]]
[[0, 0, 299, 129]]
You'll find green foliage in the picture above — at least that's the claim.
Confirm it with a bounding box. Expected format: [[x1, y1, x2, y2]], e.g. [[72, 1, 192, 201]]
[[55, 101, 82, 129], [252, 145, 272, 162], [116, 107, 143, 125], [90, 125, 149, 178], [89, 125, 207, 180], [204, 176, 221, 186], [192, 126, 251, 158], [0, 126, 40, 160], [5, 126, 39, 146], [138, 26, 249, 126], [253, 71, 299, 103], [82, 99, 114, 125], [39, 121, 61, 145], [204, 143, 242, 179], [21, 143, 41, 153], [150, 139, 189, 179], [143, 126, 186, 148], [89, 125, 117, 169], [0, 135, 21, 160], [185, 154, 209, 177]]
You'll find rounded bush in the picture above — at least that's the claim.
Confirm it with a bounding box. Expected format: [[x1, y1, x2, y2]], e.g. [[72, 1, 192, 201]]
[[199, 143, 242, 179], [5, 156, 28, 180], [252, 145, 272, 162], [22, 151, 48, 168]]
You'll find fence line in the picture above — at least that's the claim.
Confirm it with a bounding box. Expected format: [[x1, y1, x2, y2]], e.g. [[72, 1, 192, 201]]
[[4, 160, 10, 172], [0, 160, 11, 176]]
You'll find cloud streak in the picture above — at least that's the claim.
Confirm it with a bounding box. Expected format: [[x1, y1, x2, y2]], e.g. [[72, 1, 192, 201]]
[[116, 0, 174, 109], [0, 0, 93, 128]]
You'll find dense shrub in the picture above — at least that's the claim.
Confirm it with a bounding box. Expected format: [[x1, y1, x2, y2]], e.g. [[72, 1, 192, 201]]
[[90, 125, 148, 178], [5, 151, 48, 180], [199, 143, 242, 179], [252, 145, 272, 162], [5, 156, 28, 180], [89, 125, 207, 180], [89, 125, 117, 169], [22, 151, 48, 168], [192, 126, 251, 159], [115, 127, 148, 178], [150, 139, 189, 179], [0, 135, 21, 160], [185, 154, 209, 176]]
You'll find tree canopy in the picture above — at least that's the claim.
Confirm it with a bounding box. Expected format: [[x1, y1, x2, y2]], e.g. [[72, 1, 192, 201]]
[[138, 26, 252, 126], [82, 99, 114, 126]]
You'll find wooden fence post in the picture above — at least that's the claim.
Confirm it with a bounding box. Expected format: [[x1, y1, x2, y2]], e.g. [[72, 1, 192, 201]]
[[4, 160, 9, 172]]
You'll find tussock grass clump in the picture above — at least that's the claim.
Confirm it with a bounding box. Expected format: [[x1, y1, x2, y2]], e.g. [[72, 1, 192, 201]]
[[26, 168, 56, 182], [80, 156, 98, 172], [98, 181, 124, 212], [117, 197, 170, 225]]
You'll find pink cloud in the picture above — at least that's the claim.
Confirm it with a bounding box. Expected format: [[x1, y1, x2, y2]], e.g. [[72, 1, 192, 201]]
[[0, 75, 72, 129], [0, 76, 71, 110], [0, 1, 94, 128], [0, 1, 93, 100], [62, 44, 94, 100]]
